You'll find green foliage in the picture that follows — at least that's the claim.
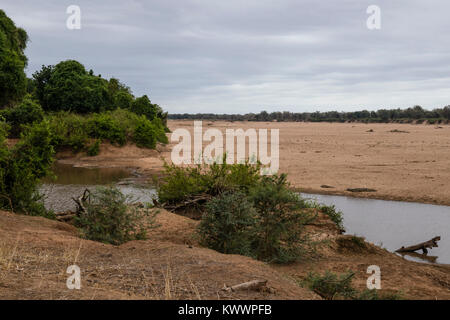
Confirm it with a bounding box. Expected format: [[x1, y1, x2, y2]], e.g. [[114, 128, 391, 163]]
[[37, 60, 114, 113], [159, 160, 314, 263], [45, 109, 167, 153], [86, 139, 101, 156], [108, 78, 134, 109], [310, 203, 344, 230], [157, 159, 262, 208], [0, 10, 28, 107], [87, 113, 126, 146], [74, 187, 159, 245], [133, 117, 157, 148], [198, 192, 257, 256], [0, 95, 44, 137], [303, 271, 403, 300], [303, 271, 356, 300], [131, 95, 160, 120], [248, 174, 314, 263], [0, 120, 55, 217]]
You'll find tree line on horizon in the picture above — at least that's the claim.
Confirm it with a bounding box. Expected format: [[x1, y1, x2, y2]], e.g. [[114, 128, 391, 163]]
[[169, 105, 450, 124]]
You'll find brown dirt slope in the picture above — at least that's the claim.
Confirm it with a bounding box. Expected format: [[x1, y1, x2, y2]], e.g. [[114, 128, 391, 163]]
[[1, 209, 449, 300], [0, 210, 318, 300]]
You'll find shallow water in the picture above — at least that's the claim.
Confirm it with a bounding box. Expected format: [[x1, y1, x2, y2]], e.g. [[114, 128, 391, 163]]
[[302, 193, 450, 265], [42, 162, 131, 185], [40, 162, 155, 212]]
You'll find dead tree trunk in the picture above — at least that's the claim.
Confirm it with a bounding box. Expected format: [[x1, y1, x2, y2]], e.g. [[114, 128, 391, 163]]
[[222, 280, 268, 292], [72, 189, 91, 216], [395, 236, 441, 254]]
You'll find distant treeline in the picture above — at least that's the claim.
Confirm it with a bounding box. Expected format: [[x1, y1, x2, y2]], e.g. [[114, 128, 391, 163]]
[[169, 105, 450, 124]]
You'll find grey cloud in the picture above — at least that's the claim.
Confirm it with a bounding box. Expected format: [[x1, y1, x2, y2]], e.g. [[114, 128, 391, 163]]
[[1, 0, 449, 113]]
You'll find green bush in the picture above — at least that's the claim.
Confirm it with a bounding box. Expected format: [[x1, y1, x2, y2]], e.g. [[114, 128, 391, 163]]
[[133, 117, 157, 148], [86, 139, 101, 156], [249, 174, 314, 263], [34, 60, 113, 113], [310, 203, 344, 230], [303, 271, 403, 300], [0, 120, 54, 217], [45, 109, 167, 153], [131, 95, 160, 120], [87, 113, 126, 146], [303, 271, 356, 300], [0, 10, 28, 107], [198, 192, 257, 256], [46, 112, 89, 152], [157, 158, 262, 207], [159, 160, 314, 263], [0, 95, 44, 137], [74, 187, 158, 245]]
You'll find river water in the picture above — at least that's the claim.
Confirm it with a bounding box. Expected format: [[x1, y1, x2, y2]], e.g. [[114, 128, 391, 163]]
[[40, 162, 449, 264], [301, 193, 450, 265]]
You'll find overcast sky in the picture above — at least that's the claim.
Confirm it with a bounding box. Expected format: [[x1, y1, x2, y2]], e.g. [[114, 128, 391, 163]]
[[2, 1, 450, 113]]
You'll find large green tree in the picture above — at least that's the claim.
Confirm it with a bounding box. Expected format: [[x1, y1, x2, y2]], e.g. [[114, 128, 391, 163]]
[[0, 10, 28, 107], [34, 60, 114, 113]]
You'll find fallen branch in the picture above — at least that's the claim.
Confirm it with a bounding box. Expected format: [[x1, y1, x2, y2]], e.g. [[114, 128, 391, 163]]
[[222, 280, 268, 292], [395, 236, 441, 254], [71, 188, 91, 216], [55, 212, 76, 222], [163, 194, 212, 211]]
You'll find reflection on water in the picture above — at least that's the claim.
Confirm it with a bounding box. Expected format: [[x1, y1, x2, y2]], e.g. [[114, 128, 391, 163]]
[[302, 193, 450, 265], [40, 161, 155, 213], [43, 162, 130, 185]]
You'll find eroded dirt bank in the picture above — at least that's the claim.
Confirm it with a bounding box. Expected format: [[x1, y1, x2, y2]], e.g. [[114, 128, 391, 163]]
[[1, 209, 449, 300], [57, 121, 450, 206]]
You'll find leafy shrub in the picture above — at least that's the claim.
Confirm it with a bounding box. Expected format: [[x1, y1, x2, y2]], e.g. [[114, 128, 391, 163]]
[[311, 203, 344, 230], [0, 95, 44, 137], [34, 60, 113, 113], [0, 10, 28, 107], [0, 120, 54, 217], [159, 160, 314, 263], [131, 95, 160, 120], [198, 192, 257, 256], [45, 109, 167, 153], [47, 112, 89, 152], [133, 117, 157, 148], [74, 187, 158, 245], [87, 113, 126, 146], [86, 139, 101, 156], [303, 271, 356, 300], [303, 271, 403, 300], [157, 158, 262, 209], [248, 174, 314, 263]]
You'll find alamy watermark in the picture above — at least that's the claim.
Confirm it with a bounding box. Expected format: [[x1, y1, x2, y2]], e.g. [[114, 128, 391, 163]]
[[367, 5, 381, 30], [366, 265, 381, 289], [66, 264, 81, 290], [66, 5, 81, 30], [171, 121, 279, 175]]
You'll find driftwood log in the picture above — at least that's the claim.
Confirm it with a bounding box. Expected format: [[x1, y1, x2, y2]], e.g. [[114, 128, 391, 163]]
[[222, 280, 268, 292], [55, 189, 91, 222], [395, 236, 441, 254], [398, 251, 438, 263], [162, 194, 212, 211]]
